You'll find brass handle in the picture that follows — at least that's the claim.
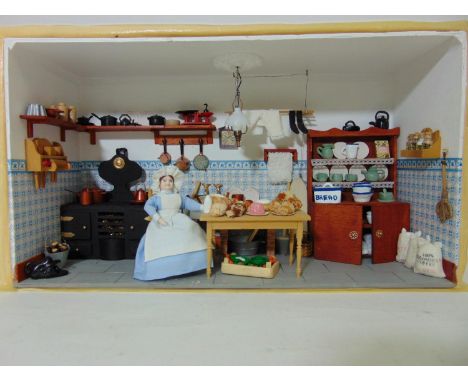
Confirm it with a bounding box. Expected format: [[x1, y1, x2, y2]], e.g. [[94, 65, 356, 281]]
[[349, 231, 359, 240], [144, 216, 152, 222], [60, 216, 74, 222], [130, 225, 135, 230], [62, 232, 75, 238], [376, 229, 384, 238]]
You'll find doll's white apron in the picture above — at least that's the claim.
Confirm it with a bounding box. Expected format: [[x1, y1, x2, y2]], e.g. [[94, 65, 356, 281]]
[[144, 193, 207, 262]]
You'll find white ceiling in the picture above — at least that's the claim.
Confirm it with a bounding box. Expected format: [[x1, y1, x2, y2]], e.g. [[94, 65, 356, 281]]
[[10, 33, 456, 79]]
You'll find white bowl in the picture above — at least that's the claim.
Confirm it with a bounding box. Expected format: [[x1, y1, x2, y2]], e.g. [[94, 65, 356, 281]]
[[352, 192, 373, 203], [353, 186, 372, 194]]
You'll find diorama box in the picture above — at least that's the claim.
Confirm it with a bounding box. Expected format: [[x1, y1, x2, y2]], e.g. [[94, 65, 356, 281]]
[[1, 22, 467, 289]]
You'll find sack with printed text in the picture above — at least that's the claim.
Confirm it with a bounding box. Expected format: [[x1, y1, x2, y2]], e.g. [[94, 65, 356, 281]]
[[414, 241, 445, 278]]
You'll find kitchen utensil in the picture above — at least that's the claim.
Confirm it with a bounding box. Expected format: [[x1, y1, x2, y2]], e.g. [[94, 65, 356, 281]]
[[176, 110, 199, 123], [91, 113, 118, 126], [378, 188, 394, 201], [175, 139, 190, 172], [352, 191, 373, 203], [148, 114, 166, 125], [119, 114, 133, 126], [56, 103, 68, 120], [353, 141, 370, 159], [68, 106, 77, 122], [313, 172, 328, 182], [342, 120, 360, 131], [340, 143, 359, 159], [312, 165, 330, 180], [369, 164, 388, 180], [317, 145, 334, 159], [349, 165, 366, 181], [165, 119, 180, 126], [330, 165, 348, 179], [193, 138, 209, 170], [313, 183, 342, 204], [132, 188, 147, 204], [46, 108, 62, 118], [91, 187, 106, 204], [352, 182, 372, 194], [159, 138, 171, 165], [345, 174, 358, 182], [332, 142, 347, 159], [361, 167, 385, 182], [330, 173, 344, 182], [77, 115, 94, 125], [199, 103, 214, 123], [436, 151, 453, 223], [369, 110, 390, 129]]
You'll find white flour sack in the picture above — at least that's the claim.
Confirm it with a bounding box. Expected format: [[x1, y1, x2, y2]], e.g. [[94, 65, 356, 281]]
[[414, 241, 445, 278], [404, 231, 422, 269], [396, 228, 413, 263]]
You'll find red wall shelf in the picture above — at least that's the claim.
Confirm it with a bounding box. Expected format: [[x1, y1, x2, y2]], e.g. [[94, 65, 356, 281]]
[[20, 115, 216, 145]]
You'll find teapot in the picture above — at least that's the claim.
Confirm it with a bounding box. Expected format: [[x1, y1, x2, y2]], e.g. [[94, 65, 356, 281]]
[[361, 167, 385, 182], [342, 120, 360, 131], [369, 111, 389, 129], [119, 114, 133, 126]]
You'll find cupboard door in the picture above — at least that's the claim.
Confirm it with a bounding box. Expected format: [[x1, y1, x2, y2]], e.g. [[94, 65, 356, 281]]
[[125, 209, 150, 240], [60, 212, 91, 239], [312, 204, 362, 264], [372, 203, 410, 264]]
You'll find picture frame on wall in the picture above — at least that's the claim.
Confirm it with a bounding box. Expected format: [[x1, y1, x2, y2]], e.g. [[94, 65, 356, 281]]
[[218, 127, 238, 150]]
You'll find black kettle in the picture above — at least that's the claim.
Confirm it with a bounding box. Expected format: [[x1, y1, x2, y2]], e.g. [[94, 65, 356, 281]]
[[342, 120, 360, 131], [77, 115, 94, 126], [119, 114, 133, 126], [369, 111, 389, 129]]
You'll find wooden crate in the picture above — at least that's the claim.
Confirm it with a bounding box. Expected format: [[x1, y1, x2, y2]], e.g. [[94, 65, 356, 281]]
[[221, 258, 280, 278]]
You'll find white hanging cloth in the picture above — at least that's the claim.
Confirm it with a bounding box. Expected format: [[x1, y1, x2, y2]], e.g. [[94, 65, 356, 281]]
[[267, 152, 293, 184]]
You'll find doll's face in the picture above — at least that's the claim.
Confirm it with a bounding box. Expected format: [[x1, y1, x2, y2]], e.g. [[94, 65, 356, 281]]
[[159, 175, 174, 191]]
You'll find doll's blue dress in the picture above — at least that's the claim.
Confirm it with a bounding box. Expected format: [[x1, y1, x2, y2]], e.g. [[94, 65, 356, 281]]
[[133, 191, 207, 280]]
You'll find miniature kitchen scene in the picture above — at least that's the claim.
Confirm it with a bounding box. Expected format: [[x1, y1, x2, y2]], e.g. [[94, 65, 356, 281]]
[[5, 32, 464, 289]]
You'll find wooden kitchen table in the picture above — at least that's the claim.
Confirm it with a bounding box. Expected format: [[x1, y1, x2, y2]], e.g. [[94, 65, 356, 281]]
[[199, 211, 311, 278]]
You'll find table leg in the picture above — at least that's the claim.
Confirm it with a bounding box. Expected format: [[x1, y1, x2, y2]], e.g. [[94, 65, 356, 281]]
[[206, 224, 213, 278], [296, 223, 304, 277], [289, 229, 296, 265], [220, 230, 228, 255], [266, 230, 276, 257]]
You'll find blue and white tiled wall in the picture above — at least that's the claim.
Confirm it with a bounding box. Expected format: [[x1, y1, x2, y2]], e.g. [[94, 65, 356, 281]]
[[80, 160, 307, 201], [7, 160, 81, 265], [397, 158, 463, 265], [7, 157, 464, 269]]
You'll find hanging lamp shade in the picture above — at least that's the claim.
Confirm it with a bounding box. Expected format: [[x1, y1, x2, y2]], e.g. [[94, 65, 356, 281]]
[[226, 107, 248, 133]]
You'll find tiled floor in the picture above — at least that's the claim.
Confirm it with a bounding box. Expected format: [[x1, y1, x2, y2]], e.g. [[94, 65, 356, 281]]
[[17, 255, 455, 289]]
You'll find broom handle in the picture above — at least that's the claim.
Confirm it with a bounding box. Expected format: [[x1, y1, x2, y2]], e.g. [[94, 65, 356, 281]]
[[441, 153, 449, 200]]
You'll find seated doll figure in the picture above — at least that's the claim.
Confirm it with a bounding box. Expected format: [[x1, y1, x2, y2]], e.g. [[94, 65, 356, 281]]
[[133, 166, 209, 280]]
